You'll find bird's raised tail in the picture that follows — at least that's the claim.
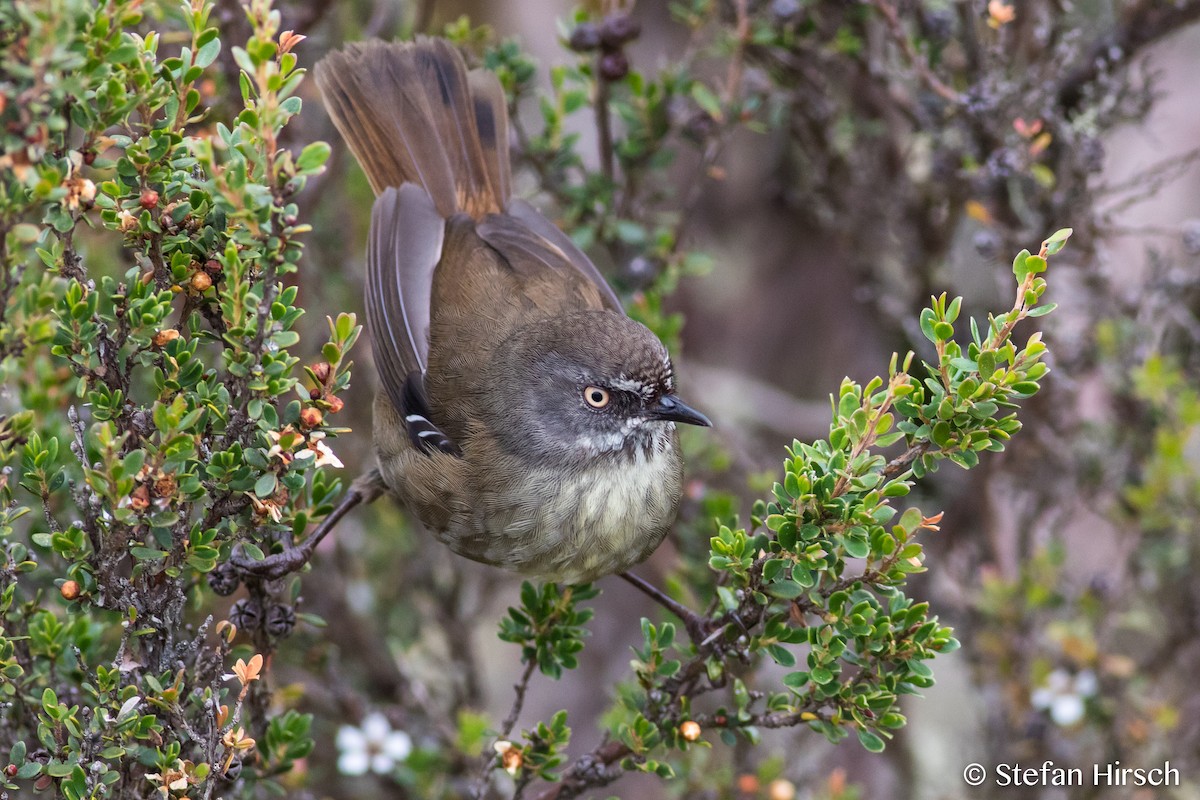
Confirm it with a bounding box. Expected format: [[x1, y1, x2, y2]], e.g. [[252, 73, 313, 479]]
[[315, 38, 511, 218]]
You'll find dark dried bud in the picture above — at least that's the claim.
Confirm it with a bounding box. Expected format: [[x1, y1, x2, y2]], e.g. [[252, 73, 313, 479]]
[[682, 111, 717, 144], [228, 598, 261, 630], [82, 149, 97, 165], [265, 603, 296, 637], [283, 213, 298, 226], [922, 10, 953, 42], [600, 13, 640, 48], [208, 564, 239, 596], [309, 387, 322, 401], [599, 51, 629, 82], [139, 189, 159, 209], [973, 230, 1000, 259], [568, 22, 601, 52]]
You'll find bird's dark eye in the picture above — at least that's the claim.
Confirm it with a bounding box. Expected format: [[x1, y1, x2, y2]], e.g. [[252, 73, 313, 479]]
[[583, 386, 610, 409]]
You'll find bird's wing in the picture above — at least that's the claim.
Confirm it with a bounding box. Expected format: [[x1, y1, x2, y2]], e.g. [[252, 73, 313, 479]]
[[476, 211, 624, 315], [367, 184, 445, 410], [502, 199, 624, 314]]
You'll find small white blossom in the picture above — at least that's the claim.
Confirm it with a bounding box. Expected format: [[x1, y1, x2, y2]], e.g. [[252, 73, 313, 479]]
[[296, 431, 344, 468], [336, 712, 412, 776], [1032, 668, 1097, 726]]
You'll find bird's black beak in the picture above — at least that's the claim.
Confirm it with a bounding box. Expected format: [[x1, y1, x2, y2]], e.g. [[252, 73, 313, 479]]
[[649, 394, 712, 427]]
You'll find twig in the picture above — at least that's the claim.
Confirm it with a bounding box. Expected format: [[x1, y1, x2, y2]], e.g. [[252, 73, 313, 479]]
[[1097, 146, 1200, 217], [499, 659, 536, 739], [882, 441, 933, 480], [594, 63, 615, 183], [470, 657, 539, 799], [619, 572, 709, 643], [870, 0, 961, 104], [530, 740, 632, 800], [232, 468, 384, 579]]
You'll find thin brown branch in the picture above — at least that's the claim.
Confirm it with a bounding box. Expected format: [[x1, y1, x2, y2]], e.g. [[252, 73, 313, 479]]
[[882, 441, 932, 480], [870, 0, 961, 104], [530, 741, 632, 800]]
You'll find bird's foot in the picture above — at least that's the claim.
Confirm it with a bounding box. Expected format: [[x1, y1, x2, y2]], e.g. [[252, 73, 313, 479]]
[[232, 469, 383, 580]]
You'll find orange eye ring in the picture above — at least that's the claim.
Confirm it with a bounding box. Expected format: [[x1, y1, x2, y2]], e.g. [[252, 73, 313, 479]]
[[583, 386, 610, 409]]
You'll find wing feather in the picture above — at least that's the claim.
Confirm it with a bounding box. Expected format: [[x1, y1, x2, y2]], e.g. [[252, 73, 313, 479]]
[[367, 185, 445, 412]]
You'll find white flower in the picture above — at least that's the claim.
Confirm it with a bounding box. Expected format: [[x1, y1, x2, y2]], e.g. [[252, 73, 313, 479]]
[[1032, 668, 1097, 726], [336, 712, 412, 776]]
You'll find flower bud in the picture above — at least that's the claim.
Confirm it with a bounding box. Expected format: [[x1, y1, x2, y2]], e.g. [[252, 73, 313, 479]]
[[153, 329, 180, 348], [679, 720, 701, 741], [60, 580, 81, 600], [600, 12, 640, 48], [311, 361, 332, 383], [568, 22, 601, 52], [190, 271, 212, 292], [208, 565, 239, 597], [130, 484, 150, 512], [215, 619, 238, 643], [599, 51, 629, 81], [139, 189, 159, 209], [299, 407, 323, 429]]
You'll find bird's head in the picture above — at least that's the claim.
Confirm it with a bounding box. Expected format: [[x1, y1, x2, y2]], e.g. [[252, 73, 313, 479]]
[[489, 311, 710, 464]]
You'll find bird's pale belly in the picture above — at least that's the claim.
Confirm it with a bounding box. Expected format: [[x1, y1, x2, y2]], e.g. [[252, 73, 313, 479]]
[[423, 448, 683, 585]]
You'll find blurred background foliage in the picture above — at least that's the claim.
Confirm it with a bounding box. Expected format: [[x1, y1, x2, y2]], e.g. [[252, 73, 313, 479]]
[[3, 0, 1200, 798]]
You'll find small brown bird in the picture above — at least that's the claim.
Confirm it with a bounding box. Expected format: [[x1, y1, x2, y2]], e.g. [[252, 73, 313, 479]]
[[315, 39, 709, 585]]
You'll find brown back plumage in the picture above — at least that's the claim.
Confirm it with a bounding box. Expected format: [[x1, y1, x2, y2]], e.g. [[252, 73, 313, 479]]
[[315, 38, 624, 427], [315, 38, 510, 217]]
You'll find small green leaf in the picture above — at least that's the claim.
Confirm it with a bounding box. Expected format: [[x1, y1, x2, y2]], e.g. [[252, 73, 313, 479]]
[[1043, 227, 1073, 255], [254, 473, 277, 498], [296, 142, 330, 173], [690, 83, 723, 121], [857, 729, 886, 752]]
